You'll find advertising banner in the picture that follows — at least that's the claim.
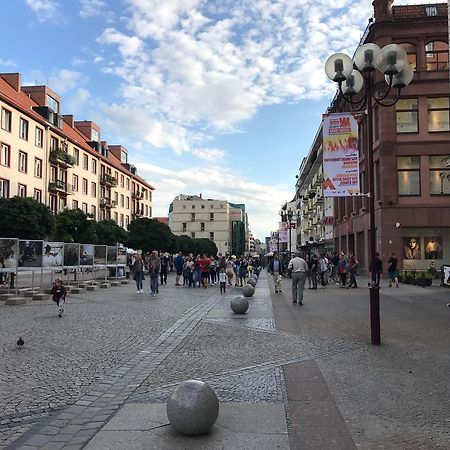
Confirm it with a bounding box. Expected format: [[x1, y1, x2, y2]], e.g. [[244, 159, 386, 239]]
[[64, 243, 80, 268], [322, 113, 360, 197], [43, 242, 64, 267], [18, 240, 43, 269], [278, 222, 288, 243], [94, 245, 107, 267], [0, 238, 18, 272]]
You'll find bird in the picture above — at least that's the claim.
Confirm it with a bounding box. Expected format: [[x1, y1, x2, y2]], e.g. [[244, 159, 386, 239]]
[[17, 337, 24, 349]]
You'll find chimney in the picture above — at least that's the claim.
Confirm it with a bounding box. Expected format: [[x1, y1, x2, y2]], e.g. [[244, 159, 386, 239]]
[[199, 193, 202, 199], [63, 115, 74, 127], [373, 0, 393, 22], [0, 73, 22, 91]]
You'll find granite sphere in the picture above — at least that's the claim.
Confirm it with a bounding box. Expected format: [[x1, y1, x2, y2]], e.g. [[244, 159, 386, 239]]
[[247, 278, 257, 287], [166, 380, 219, 435], [230, 296, 249, 314], [242, 284, 255, 297], [251, 274, 258, 281]]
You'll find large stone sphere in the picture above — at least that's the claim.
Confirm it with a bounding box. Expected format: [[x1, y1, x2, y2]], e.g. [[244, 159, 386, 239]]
[[247, 278, 256, 287], [230, 296, 249, 314], [242, 284, 255, 297], [166, 380, 219, 435], [251, 274, 258, 281]]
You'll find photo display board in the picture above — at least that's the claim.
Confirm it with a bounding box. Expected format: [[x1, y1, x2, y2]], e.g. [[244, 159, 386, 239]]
[[64, 243, 80, 268], [0, 238, 18, 272], [18, 240, 43, 269], [43, 242, 64, 267]]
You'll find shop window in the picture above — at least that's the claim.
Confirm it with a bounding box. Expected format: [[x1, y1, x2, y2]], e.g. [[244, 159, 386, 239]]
[[427, 98, 449, 132], [425, 41, 449, 71], [397, 156, 420, 196], [429, 156, 450, 195], [396, 99, 418, 133]]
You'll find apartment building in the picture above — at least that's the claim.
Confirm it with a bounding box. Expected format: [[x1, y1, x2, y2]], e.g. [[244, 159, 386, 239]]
[[168, 194, 231, 255], [0, 73, 154, 229]]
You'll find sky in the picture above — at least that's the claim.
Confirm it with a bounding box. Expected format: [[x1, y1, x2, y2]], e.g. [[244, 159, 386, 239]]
[[1, 0, 444, 241]]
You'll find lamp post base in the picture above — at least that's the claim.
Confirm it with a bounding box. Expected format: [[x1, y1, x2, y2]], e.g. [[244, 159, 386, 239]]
[[369, 285, 381, 345]]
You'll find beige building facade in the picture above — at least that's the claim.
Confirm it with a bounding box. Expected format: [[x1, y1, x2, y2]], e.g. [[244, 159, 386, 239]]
[[0, 73, 154, 229], [169, 194, 231, 255]]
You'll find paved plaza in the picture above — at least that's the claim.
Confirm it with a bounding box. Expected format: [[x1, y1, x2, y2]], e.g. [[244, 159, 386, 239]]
[[1, 271, 449, 449]]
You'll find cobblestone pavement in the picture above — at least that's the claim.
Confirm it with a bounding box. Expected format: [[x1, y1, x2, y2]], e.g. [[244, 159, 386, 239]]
[[1, 271, 449, 449]]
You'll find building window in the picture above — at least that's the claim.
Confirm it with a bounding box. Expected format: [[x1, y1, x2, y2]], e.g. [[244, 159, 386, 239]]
[[18, 151, 27, 173], [34, 189, 42, 203], [191, 213, 195, 221], [82, 178, 88, 195], [425, 41, 449, 71], [201, 204, 205, 209], [19, 118, 29, 140], [397, 156, 420, 196], [35, 127, 43, 147], [91, 182, 96, 197], [120, 194, 124, 207], [210, 213, 214, 221], [47, 94, 60, 113], [83, 154, 88, 170], [192, 204, 195, 209], [91, 205, 96, 220], [210, 204, 214, 208], [59, 197, 66, 210], [125, 216, 129, 226], [220, 204, 224, 208], [126, 196, 129, 209], [50, 136, 58, 151], [201, 222, 205, 231], [73, 174, 78, 192], [34, 158, 42, 178], [72, 200, 78, 209], [121, 174, 124, 187], [1, 143, 10, 166], [149, 206, 152, 217], [49, 194, 57, 213], [427, 98, 449, 132], [1, 108, 12, 132], [126, 178, 129, 190], [191, 232, 195, 238], [74, 148, 79, 165], [210, 232, 214, 240], [400, 43, 417, 71], [0, 179, 9, 198], [429, 156, 450, 195], [82, 203, 88, 213], [182, 222, 187, 231], [17, 183, 27, 197], [114, 212, 118, 222], [120, 213, 124, 226], [114, 192, 118, 204], [183, 205, 186, 209], [92, 159, 97, 174], [396, 99, 418, 133]]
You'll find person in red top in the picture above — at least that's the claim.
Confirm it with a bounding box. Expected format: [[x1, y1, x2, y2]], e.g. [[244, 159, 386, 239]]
[[199, 254, 211, 289]]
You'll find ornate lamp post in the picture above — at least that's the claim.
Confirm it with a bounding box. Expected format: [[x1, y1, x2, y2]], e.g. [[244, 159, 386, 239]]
[[325, 43, 413, 345], [280, 207, 301, 260]]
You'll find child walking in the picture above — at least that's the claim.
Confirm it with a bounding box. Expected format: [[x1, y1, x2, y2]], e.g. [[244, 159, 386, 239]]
[[219, 269, 227, 294], [51, 278, 66, 317]]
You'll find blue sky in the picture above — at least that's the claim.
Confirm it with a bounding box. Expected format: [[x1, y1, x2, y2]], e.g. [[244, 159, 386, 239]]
[[1, 0, 439, 240]]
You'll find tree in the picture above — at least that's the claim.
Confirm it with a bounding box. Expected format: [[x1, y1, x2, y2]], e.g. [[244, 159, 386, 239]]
[[127, 218, 175, 253], [193, 238, 218, 256], [53, 209, 97, 243], [174, 234, 194, 254], [95, 220, 128, 245], [0, 196, 54, 239]]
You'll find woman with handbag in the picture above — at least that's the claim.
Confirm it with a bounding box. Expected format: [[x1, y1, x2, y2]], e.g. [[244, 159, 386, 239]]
[[132, 253, 145, 294]]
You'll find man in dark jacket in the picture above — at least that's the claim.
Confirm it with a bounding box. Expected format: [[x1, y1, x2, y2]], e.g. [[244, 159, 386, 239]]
[[269, 254, 284, 293]]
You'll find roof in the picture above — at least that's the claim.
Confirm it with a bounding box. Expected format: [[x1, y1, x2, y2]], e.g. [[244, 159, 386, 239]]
[[0, 75, 155, 191], [392, 3, 447, 19]]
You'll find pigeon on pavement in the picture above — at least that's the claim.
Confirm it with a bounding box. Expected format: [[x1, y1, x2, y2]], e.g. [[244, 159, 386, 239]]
[[17, 337, 24, 349]]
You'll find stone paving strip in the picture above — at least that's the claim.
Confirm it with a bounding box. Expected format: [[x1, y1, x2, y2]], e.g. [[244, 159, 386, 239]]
[[8, 291, 225, 450]]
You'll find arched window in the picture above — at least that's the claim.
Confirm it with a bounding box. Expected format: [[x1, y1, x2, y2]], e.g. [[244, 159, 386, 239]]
[[400, 43, 417, 71], [425, 41, 449, 71]]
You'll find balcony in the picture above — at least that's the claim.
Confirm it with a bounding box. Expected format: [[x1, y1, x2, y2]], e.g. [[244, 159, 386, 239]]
[[50, 148, 76, 167], [100, 198, 117, 209], [100, 173, 117, 187], [132, 209, 144, 219], [132, 191, 144, 200], [48, 180, 72, 195]]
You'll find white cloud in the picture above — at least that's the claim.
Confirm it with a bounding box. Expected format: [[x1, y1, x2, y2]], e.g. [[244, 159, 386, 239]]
[[191, 148, 226, 162], [48, 69, 87, 94], [79, 0, 106, 18], [24, 0, 61, 22], [0, 58, 16, 68], [66, 87, 92, 113]]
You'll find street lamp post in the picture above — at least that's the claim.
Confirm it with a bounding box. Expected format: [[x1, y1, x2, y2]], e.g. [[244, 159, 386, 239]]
[[280, 207, 301, 260], [325, 43, 413, 345]]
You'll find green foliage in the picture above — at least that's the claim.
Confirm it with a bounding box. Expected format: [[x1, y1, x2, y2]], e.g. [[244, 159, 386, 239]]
[[127, 218, 175, 253], [173, 235, 218, 256], [0, 196, 54, 239], [53, 208, 97, 243], [94, 220, 128, 245]]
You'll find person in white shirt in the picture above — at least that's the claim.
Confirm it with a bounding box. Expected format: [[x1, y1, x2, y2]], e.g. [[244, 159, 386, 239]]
[[288, 253, 309, 305]]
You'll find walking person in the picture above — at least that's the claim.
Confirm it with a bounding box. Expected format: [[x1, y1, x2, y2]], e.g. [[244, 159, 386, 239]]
[[174, 252, 184, 286], [387, 252, 399, 288], [348, 252, 359, 288], [200, 254, 211, 289], [147, 250, 161, 296], [160, 252, 168, 285], [219, 268, 227, 293], [288, 253, 308, 305], [319, 254, 329, 288], [51, 278, 67, 317], [337, 252, 349, 288], [269, 253, 284, 293], [305, 255, 312, 289], [309, 254, 319, 290], [226, 257, 235, 286], [370, 252, 383, 286], [209, 256, 217, 286], [234, 257, 241, 287], [132, 253, 145, 293]]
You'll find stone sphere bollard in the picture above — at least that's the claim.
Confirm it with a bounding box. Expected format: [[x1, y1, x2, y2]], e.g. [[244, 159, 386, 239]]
[[242, 284, 255, 297], [166, 380, 219, 435], [247, 278, 256, 287], [252, 273, 258, 281], [230, 296, 249, 314]]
